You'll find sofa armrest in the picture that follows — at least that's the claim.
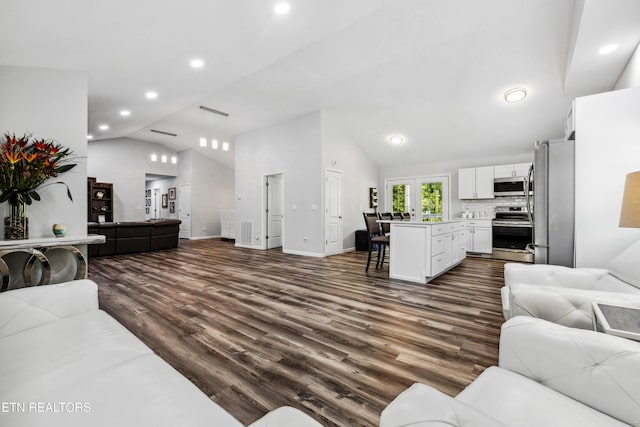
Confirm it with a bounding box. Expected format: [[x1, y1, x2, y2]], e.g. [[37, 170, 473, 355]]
[[506, 283, 640, 329], [0, 279, 98, 338], [380, 383, 507, 427], [504, 263, 608, 290], [248, 406, 323, 427], [499, 316, 640, 426]]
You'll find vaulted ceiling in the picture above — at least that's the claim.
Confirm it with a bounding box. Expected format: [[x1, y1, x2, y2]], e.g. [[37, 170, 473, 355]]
[[1, 0, 639, 168]]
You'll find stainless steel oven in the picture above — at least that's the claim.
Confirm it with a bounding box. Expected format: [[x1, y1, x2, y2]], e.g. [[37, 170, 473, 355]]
[[492, 206, 533, 262]]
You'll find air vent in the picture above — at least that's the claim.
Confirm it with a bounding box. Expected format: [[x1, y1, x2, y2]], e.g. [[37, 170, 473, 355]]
[[150, 129, 177, 137], [240, 221, 253, 245], [199, 105, 229, 117]]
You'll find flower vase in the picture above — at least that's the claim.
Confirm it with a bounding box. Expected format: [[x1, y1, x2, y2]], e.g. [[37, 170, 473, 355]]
[[4, 203, 29, 240]]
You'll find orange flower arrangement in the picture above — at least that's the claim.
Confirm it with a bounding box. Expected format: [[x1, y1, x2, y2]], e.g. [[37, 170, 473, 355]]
[[0, 133, 77, 210]]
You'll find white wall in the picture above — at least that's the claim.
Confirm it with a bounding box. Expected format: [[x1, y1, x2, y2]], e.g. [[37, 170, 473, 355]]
[[180, 150, 235, 238], [0, 66, 87, 238], [321, 112, 378, 250], [575, 87, 640, 267], [379, 152, 532, 217], [235, 112, 323, 255], [87, 138, 178, 221], [614, 42, 640, 90]]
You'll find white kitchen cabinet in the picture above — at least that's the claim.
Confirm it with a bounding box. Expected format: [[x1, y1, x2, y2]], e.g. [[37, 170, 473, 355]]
[[387, 220, 466, 284], [458, 166, 494, 199], [494, 163, 531, 179], [465, 219, 492, 254]]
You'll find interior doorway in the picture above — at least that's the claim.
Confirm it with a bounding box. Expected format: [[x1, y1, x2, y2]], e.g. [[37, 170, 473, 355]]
[[178, 184, 191, 239], [324, 169, 343, 255], [265, 173, 284, 250]]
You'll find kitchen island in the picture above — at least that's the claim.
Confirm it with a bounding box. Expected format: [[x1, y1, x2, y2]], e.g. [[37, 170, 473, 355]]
[[381, 220, 466, 284]]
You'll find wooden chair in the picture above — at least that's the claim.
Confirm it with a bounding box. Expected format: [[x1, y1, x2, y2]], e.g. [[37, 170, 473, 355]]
[[377, 212, 393, 268], [362, 212, 390, 272], [400, 212, 411, 221], [392, 212, 402, 221]]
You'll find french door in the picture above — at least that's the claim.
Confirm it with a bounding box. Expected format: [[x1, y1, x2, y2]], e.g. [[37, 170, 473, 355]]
[[385, 175, 450, 222]]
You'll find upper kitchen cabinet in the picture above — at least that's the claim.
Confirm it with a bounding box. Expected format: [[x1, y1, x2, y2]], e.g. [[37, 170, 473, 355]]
[[494, 163, 531, 179], [458, 166, 494, 199]]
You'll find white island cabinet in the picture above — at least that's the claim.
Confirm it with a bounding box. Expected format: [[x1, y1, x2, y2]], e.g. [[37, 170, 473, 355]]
[[384, 220, 466, 284]]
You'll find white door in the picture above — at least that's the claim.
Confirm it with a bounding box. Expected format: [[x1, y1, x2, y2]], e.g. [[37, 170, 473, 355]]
[[387, 179, 414, 219], [325, 169, 343, 255], [178, 184, 191, 239], [387, 176, 450, 222], [266, 174, 283, 249]]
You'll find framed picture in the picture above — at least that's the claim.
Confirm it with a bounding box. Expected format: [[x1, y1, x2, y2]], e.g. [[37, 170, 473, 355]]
[[97, 214, 106, 223], [145, 189, 151, 197], [145, 207, 149, 214], [168, 187, 176, 200], [162, 194, 168, 208], [145, 198, 151, 206], [169, 201, 175, 214]]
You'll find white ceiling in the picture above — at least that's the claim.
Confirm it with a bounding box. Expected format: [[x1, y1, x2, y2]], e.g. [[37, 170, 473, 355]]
[[1, 0, 639, 168]]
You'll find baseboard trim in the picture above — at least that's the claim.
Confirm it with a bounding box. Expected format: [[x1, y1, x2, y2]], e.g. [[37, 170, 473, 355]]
[[235, 243, 263, 250], [342, 247, 355, 253], [283, 249, 326, 258], [189, 235, 220, 240]]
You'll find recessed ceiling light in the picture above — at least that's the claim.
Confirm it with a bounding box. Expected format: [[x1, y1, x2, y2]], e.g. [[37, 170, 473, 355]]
[[274, 2, 290, 14], [171, 156, 177, 164], [504, 87, 527, 103], [212, 139, 219, 149], [598, 44, 618, 55], [161, 155, 168, 163], [98, 124, 109, 131], [151, 153, 158, 162], [145, 91, 158, 99], [87, 134, 94, 140], [199, 137, 207, 147], [222, 141, 230, 151], [190, 58, 204, 69], [120, 110, 131, 117], [389, 135, 404, 145]]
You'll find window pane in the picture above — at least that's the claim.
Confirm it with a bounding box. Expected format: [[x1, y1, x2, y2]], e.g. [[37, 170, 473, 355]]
[[421, 182, 443, 222], [392, 184, 411, 213]]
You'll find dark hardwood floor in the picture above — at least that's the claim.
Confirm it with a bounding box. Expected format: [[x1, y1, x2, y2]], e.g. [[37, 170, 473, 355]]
[[88, 239, 507, 427]]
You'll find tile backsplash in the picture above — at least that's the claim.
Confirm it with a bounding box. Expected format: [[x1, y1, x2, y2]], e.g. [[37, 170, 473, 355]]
[[460, 197, 527, 219]]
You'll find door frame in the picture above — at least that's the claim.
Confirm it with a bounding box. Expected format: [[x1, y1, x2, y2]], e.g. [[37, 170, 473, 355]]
[[324, 168, 343, 256], [178, 183, 191, 239], [262, 171, 285, 250], [384, 174, 452, 221]]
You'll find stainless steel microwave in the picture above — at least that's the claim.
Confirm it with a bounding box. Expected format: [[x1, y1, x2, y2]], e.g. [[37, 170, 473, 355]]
[[494, 176, 532, 197]]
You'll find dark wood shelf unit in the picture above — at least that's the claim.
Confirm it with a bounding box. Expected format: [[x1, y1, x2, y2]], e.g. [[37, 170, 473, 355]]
[[88, 178, 114, 222]]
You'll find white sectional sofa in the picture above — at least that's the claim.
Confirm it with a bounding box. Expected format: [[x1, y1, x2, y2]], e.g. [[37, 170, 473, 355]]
[[381, 316, 640, 427], [502, 239, 640, 329], [0, 280, 322, 427]]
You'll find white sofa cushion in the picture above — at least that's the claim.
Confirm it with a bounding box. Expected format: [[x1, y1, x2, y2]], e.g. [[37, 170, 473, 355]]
[[380, 383, 507, 427], [248, 406, 324, 427], [0, 309, 243, 427], [456, 367, 627, 427], [507, 282, 640, 329], [607, 239, 640, 289], [499, 316, 640, 426], [0, 280, 98, 338]]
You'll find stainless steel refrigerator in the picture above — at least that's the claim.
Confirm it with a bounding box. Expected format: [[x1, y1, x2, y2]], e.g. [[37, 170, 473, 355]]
[[526, 139, 575, 267]]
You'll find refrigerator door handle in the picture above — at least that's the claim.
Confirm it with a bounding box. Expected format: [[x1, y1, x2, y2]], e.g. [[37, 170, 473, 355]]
[[525, 163, 534, 225]]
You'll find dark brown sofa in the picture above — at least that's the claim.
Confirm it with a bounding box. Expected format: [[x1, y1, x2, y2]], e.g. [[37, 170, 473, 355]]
[[88, 219, 181, 257]]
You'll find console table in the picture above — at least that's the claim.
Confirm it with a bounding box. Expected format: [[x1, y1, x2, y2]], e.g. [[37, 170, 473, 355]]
[[0, 235, 105, 291]]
